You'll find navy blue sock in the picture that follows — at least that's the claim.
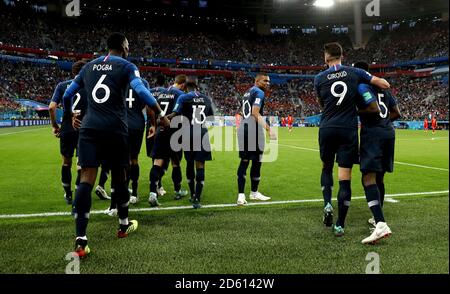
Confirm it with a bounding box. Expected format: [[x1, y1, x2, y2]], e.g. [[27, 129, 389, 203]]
[[321, 169, 333, 206], [61, 165, 72, 196], [110, 188, 117, 210], [195, 168, 205, 201], [130, 164, 139, 196], [73, 182, 93, 237], [98, 168, 109, 187], [250, 161, 261, 192], [75, 170, 81, 189], [172, 166, 182, 192], [186, 160, 195, 197], [336, 180, 351, 228], [237, 160, 249, 194], [376, 173, 385, 207], [365, 184, 385, 223], [114, 184, 130, 226], [150, 165, 163, 193]]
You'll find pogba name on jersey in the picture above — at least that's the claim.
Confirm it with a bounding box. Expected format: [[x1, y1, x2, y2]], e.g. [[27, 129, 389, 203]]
[[327, 71, 347, 80], [93, 64, 113, 71]]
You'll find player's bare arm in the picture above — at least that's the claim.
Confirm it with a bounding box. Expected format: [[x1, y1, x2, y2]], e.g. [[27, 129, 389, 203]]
[[390, 105, 401, 121], [370, 76, 390, 89], [48, 101, 60, 137]]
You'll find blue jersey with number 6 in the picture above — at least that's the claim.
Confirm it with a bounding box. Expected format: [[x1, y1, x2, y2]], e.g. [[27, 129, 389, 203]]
[[63, 54, 157, 135], [314, 64, 373, 129]]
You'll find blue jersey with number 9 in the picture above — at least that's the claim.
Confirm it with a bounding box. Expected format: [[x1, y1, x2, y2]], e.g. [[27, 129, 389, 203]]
[[314, 64, 373, 129]]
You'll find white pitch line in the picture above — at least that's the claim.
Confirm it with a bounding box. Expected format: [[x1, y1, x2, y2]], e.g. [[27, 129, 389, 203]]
[[278, 143, 319, 152], [279, 143, 449, 171], [0, 127, 47, 136], [394, 161, 448, 171], [0, 190, 447, 219]]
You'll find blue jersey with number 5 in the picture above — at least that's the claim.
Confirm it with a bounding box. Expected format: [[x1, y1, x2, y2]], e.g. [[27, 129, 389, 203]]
[[314, 64, 373, 129], [358, 84, 397, 138]]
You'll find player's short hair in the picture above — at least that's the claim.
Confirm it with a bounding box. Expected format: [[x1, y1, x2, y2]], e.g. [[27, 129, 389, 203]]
[[353, 61, 370, 71], [185, 76, 199, 90], [255, 73, 269, 81], [174, 74, 187, 85], [155, 74, 166, 86], [324, 42, 343, 60], [72, 60, 87, 76], [107, 32, 127, 51]]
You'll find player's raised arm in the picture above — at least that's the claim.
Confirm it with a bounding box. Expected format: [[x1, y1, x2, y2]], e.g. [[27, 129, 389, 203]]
[[370, 76, 390, 90], [357, 84, 381, 114], [167, 93, 188, 120], [354, 66, 390, 90]]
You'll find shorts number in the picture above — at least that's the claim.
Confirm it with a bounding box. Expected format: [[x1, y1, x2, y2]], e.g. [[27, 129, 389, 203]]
[[243, 100, 251, 119], [331, 81, 348, 106], [92, 74, 110, 103], [377, 93, 388, 118], [192, 105, 206, 124], [160, 101, 170, 116]]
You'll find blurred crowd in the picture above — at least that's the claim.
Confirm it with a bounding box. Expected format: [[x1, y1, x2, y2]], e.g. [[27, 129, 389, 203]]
[[0, 7, 448, 121], [0, 8, 448, 66], [2, 60, 446, 121]]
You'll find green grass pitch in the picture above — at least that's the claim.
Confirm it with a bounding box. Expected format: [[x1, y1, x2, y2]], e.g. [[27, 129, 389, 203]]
[[0, 126, 448, 273]]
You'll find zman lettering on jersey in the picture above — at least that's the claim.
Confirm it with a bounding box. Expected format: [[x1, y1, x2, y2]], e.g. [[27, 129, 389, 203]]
[[92, 64, 113, 71], [327, 71, 348, 80], [157, 93, 176, 99]]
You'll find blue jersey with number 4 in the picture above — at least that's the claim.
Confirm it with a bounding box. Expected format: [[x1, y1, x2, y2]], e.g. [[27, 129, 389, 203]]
[[125, 78, 149, 131], [314, 64, 373, 129]]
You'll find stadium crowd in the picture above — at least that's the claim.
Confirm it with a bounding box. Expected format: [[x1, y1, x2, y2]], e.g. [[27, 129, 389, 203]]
[[0, 6, 448, 121], [0, 8, 448, 66], [1, 59, 447, 120]]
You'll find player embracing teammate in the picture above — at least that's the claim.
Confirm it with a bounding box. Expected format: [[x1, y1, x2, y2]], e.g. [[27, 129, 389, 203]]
[[314, 42, 394, 244]]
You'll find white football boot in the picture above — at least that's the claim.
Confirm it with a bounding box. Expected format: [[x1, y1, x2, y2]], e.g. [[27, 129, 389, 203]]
[[249, 191, 271, 201], [362, 222, 392, 245]]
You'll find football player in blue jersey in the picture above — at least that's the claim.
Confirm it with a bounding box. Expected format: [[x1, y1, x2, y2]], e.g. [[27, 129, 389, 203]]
[[236, 74, 272, 206], [148, 74, 188, 207], [62, 33, 168, 257], [49, 61, 87, 205], [168, 76, 214, 208], [314, 42, 390, 237], [354, 61, 401, 244]]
